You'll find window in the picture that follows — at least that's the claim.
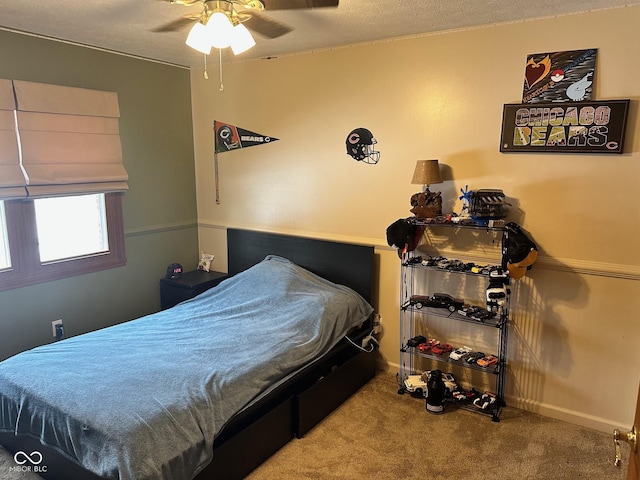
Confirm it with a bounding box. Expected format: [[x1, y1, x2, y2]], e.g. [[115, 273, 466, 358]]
[[0, 202, 10, 270], [0, 193, 126, 291], [0, 79, 128, 291], [34, 194, 109, 262]]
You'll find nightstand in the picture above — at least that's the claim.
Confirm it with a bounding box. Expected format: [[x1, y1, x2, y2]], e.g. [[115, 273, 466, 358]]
[[159, 270, 227, 310]]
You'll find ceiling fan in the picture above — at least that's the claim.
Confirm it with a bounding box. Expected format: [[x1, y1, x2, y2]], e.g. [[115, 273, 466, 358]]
[[154, 0, 340, 44], [154, 0, 338, 87]]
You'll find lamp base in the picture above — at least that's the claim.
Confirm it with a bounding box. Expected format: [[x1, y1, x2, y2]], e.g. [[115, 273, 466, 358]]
[[410, 190, 442, 218]]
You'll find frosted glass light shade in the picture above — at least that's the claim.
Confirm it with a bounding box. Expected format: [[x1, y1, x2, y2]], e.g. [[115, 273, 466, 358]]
[[206, 12, 234, 49], [230, 23, 256, 55], [185, 22, 211, 54]]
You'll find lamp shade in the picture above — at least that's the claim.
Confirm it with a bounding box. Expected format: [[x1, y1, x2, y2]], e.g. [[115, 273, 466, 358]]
[[411, 159, 443, 185]]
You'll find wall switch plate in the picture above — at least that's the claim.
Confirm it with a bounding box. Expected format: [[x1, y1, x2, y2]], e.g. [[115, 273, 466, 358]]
[[51, 319, 63, 337]]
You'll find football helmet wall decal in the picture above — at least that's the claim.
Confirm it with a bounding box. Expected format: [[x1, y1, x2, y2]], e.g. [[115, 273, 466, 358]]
[[345, 128, 380, 164]]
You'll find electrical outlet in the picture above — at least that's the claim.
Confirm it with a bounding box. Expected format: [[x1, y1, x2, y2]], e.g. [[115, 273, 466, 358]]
[[51, 319, 63, 337]]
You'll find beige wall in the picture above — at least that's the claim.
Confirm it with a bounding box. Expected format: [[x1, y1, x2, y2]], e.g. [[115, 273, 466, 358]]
[[191, 7, 640, 433]]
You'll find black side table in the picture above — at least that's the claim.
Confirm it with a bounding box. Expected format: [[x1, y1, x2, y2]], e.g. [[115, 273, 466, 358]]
[[159, 270, 228, 310]]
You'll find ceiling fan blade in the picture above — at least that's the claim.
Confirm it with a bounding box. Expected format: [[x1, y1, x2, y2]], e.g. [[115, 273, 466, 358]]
[[152, 15, 199, 33], [261, 0, 339, 9], [243, 11, 293, 39], [156, 0, 201, 5]]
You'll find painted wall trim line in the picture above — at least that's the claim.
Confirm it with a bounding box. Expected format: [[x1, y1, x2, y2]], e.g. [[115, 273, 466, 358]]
[[125, 220, 197, 238], [198, 220, 640, 281]]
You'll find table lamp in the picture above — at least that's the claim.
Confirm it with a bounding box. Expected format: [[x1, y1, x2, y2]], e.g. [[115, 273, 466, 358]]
[[410, 159, 443, 218]]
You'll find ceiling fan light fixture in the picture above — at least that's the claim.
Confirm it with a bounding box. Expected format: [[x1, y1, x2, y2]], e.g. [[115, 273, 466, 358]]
[[206, 11, 234, 49], [185, 22, 212, 54], [230, 23, 256, 55]]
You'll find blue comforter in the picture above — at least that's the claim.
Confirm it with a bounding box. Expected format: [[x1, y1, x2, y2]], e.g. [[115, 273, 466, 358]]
[[0, 255, 373, 480]]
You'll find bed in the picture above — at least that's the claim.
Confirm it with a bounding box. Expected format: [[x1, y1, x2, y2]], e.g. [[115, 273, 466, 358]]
[[0, 229, 377, 480]]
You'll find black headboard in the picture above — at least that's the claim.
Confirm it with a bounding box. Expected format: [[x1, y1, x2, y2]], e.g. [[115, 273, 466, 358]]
[[227, 229, 374, 304]]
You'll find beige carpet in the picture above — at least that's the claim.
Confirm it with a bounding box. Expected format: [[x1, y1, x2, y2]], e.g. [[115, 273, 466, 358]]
[[0, 371, 628, 480], [246, 371, 625, 480]]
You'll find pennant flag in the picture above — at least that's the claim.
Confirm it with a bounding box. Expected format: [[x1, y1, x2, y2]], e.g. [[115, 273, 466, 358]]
[[214, 120, 279, 154], [212, 121, 279, 204]]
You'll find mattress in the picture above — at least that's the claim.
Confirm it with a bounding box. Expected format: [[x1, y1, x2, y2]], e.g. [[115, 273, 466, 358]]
[[0, 255, 374, 480]]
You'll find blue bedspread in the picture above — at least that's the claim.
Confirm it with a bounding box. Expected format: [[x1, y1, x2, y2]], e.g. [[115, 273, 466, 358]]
[[0, 255, 373, 480]]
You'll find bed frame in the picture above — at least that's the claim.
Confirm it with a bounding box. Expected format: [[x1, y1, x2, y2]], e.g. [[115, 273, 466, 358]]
[[0, 229, 377, 480]]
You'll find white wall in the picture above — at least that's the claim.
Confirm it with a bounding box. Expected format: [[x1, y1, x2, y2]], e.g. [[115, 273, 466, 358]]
[[191, 6, 640, 433]]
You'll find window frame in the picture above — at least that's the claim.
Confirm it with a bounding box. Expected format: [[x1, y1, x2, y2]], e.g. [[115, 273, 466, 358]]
[[0, 192, 126, 291]]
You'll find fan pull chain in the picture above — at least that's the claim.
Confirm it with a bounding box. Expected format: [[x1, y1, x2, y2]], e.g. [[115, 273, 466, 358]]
[[203, 54, 209, 80], [218, 49, 224, 91]]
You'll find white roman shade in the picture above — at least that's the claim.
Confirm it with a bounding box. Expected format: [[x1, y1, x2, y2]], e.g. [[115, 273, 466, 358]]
[[12, 80, 128, 197], [0, 79, 25, 199]]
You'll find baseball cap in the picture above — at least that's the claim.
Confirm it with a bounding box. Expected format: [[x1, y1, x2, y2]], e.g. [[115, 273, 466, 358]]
[[507, 249, 538, 279], [502, 222, 537, 279]]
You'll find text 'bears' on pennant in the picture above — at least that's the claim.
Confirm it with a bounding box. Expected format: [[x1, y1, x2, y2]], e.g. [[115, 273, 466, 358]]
[[214, 120, 279, 154]]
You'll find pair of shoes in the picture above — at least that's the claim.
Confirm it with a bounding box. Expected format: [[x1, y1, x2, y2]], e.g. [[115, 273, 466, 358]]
[[473, 392, 496, 410]]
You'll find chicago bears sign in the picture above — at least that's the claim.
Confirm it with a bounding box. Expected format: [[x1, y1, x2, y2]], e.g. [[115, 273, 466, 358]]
[[500, 100, 630, 154]]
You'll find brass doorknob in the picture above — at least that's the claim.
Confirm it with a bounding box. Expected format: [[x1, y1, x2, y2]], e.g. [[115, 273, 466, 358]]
[[613, 426, 637, 467]]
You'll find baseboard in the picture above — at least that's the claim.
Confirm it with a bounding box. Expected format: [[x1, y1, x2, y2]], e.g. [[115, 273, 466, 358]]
[[504, 395, 626, 434], [384, 360, 624, 434]]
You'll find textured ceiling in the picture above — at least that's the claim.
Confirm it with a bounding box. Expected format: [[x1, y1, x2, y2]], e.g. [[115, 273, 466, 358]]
[[0, 0, 638, 68]]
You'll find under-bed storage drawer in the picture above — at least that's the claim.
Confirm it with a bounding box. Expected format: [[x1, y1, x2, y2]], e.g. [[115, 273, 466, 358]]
[[295, 350, 376, 437], [208, 395, 295, 479]]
